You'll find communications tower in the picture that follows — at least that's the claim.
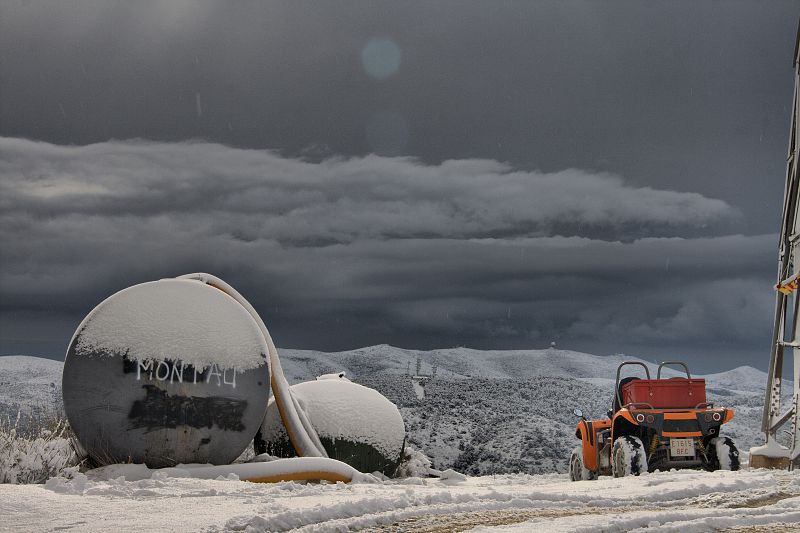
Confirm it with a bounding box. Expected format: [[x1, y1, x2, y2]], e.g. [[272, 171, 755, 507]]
[[753, 22, 800, 469]]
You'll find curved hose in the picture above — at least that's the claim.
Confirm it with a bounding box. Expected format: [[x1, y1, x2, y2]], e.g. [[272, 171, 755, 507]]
[[158, 457, 360, 484], [176, 273, 327, 459]]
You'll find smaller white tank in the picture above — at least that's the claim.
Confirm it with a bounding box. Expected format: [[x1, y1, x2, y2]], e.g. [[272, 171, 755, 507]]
[[257, 379, 406, 476]]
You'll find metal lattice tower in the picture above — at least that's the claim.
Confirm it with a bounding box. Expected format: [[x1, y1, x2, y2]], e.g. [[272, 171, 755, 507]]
[[760, 22, 800, 468]]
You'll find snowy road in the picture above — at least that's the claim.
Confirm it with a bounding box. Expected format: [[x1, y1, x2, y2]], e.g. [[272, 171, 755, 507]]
[[1, 469, 799, 532]]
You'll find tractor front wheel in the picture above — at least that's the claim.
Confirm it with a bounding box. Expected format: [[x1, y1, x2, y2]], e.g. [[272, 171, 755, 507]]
[[612, 436, 648, 477], [569, 446, 596, 481]]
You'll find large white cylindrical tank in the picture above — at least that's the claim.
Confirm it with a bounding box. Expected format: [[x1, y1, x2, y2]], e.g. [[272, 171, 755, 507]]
[[62, 279, 270, 468]]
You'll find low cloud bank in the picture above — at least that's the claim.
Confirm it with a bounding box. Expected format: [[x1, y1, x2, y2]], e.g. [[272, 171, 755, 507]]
[[0, 138, 771, 365]]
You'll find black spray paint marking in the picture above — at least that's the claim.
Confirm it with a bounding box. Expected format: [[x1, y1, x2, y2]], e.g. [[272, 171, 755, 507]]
[[123, 356, 237, 388], [127, 385, 247, 432]]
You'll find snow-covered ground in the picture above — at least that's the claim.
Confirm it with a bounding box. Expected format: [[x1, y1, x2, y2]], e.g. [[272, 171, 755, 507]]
[[0, 467, 798, 532], [1, 348, 798, 531]]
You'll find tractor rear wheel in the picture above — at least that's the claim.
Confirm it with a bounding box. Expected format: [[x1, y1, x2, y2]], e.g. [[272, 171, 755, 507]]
[[708, 437, 740, 471], [569, 446, 596, 481], [612, 436, 648, 477]]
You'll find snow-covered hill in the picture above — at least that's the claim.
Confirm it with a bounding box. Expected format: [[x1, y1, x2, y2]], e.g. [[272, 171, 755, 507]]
[[0, 347, 775, 474], [703, 365, 770, 394], [278, 344, 654, 382], [0, 355, 63, 423], [279, 344, 770, 392], [271, 346, 774, 472]]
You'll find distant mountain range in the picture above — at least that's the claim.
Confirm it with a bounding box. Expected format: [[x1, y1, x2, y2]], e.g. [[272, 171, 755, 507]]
[[277, 344, 770, 392], [0, 346, 778, 474]]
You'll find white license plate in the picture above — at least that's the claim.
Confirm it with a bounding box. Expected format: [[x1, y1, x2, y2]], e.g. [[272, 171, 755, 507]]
[[670, 438, 695, 457]]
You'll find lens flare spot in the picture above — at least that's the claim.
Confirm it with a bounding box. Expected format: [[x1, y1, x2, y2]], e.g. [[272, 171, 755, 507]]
[[361, 37, 402, 80]]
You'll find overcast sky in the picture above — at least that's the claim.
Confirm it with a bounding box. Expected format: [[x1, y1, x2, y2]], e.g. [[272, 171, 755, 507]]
[[0, 1, 797, 371]]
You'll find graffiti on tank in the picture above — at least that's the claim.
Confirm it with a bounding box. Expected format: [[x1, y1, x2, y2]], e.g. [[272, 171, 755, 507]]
[[127, 385, 247, 432], [122, 356, 238, 388]]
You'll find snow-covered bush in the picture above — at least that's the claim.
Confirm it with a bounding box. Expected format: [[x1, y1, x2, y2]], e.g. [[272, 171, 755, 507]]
[[0, 413, 81, 484], [394, 445, 432, 478]]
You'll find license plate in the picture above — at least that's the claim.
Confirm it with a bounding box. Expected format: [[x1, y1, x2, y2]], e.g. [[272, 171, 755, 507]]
[[670, 438, 695, 457]]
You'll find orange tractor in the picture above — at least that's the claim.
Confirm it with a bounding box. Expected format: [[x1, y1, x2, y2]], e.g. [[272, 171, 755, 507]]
[[569, 361, 739, 480]]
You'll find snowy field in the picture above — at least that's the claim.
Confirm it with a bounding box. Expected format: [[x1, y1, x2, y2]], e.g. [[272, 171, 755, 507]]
[[2, 348, 796, 531], [1, 467, 798, 532]]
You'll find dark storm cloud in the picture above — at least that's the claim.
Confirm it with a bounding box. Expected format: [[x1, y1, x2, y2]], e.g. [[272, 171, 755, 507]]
[[0, 1, 796, 232], [0, 1, 795, 369], [0, 138, 775, 370]]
